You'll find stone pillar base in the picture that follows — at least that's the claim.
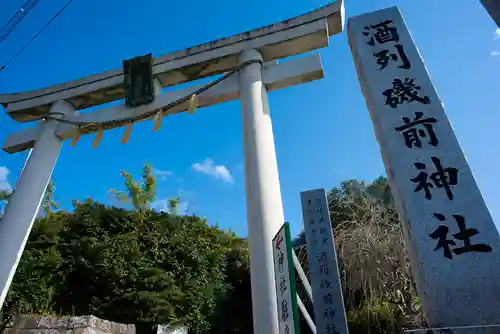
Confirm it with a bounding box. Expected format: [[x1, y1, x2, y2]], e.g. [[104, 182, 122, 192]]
[[404, 325, 500, 334], [3, 315, 135, 334]]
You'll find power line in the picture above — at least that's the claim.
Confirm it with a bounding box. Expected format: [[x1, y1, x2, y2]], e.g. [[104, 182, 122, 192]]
[[0, 0, 40, 46], [0, 0, 75, 72]]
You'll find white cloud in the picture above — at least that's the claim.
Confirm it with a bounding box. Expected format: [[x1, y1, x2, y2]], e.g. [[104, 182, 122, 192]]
[[494, 28, 500, 40], [0, 166, 12, 193], [192, 158, 233, 183], [152, 168, 173, 181], [491, 50, 500, 57]]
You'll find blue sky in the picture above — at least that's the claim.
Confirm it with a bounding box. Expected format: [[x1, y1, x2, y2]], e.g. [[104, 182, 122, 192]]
[[1, 0, 500, 238]]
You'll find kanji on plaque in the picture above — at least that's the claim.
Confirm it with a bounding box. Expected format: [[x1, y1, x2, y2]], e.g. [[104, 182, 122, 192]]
[[281, 300, 290, 321], [326, 324, 340, 334], [394, 112, 438, 148], [383, 77, 430, 108], [280, 275, 288, 295], [324, 307, 336, 319], [373, 44, 411, 70], [411, 157, 458, 201], [323, 293, 333, 305], [320, 280, 332, 289], [430, 213, 492, 260], [319, 263, 329, 275], [363, 20, 399, 45], [316, 252, 327, 263], [278, 250, 285, 273]]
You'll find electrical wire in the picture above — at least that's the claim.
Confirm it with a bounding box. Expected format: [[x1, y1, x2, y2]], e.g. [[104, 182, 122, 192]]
[[0, 0, 40, 45], [0, 0, 75, 72], [31, 59, 262, 132]]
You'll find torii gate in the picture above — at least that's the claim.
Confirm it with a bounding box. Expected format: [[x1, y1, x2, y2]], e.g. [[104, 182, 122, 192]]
[[0, 1, 344, 332]]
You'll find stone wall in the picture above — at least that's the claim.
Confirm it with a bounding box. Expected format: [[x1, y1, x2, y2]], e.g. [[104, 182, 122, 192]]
[[2, 315, 135, 334]]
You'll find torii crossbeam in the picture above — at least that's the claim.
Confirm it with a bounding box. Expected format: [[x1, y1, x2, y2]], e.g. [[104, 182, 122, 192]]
[[0, 2, 344, 333]]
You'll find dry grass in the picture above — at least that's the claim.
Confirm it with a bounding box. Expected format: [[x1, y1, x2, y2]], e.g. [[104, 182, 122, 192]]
[[294, 190, 426, 333]]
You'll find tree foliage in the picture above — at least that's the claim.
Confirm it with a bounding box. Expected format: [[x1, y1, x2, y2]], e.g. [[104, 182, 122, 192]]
[[4, 201, 252, 333], [41, 180, 58, 215], [0, 190, 9, 201], [0, 180, 58, 217], [3, 174, 423, 334], [110, 163, 157, 210], [0, 190, 9, 217]]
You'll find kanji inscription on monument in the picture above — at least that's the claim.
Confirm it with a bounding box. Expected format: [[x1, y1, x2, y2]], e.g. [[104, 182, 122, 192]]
[[348, 6, 500, 328], [301, 189, 348, 334]]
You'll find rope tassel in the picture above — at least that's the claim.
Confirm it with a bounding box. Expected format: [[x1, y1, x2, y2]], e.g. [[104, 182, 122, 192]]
[[121, 122, 133, 144], [69, 129, 80, 147], [188, 94, 198, 114], [92, 127, 104, 148], [153, 111, 163, 132]]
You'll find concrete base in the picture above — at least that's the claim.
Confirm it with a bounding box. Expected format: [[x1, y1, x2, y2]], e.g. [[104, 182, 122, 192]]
[[404, 325, 500, 334]]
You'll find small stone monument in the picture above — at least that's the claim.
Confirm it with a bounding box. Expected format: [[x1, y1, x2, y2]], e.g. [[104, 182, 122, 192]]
[[300, 188, 349, 334], [348, 6, 500, 332]]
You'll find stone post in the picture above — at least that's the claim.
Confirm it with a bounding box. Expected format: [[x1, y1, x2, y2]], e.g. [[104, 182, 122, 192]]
[[300, 189, 348, 334], [348, 6, 500, 330]]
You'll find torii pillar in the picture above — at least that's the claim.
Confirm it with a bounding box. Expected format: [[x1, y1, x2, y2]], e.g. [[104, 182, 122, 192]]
[[0, 2, 345, 333], [0, 101, 74, 308], [239, 49, 284, 333]]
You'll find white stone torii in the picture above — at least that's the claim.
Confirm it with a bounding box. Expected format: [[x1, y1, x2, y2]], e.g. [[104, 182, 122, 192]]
[[0, 2, 344, 333]]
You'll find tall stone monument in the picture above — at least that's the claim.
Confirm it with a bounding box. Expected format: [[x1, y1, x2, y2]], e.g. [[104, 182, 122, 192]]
[[348, 6, 500, 331]]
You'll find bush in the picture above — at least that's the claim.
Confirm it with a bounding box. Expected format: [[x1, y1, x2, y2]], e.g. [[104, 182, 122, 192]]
[[3, 176, 426, 334], [4, 200, 252, 334]]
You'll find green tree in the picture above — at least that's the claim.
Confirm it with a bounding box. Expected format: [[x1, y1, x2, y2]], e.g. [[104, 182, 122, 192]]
[[0, 180, 58, 217], [5, 200, 252, 334], [0, 190, 9, 216], [41, 180, 59, 215], [4, 174, 423, 334], [0, 190, 9, 200], [166, 192, 185, 216], [110, 163, 157, 210]]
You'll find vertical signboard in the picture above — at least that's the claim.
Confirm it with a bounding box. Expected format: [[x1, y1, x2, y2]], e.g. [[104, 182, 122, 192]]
[[348, 6, 500, 327], [301, 189, 349, 334], [273, 223, 300, 334]]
